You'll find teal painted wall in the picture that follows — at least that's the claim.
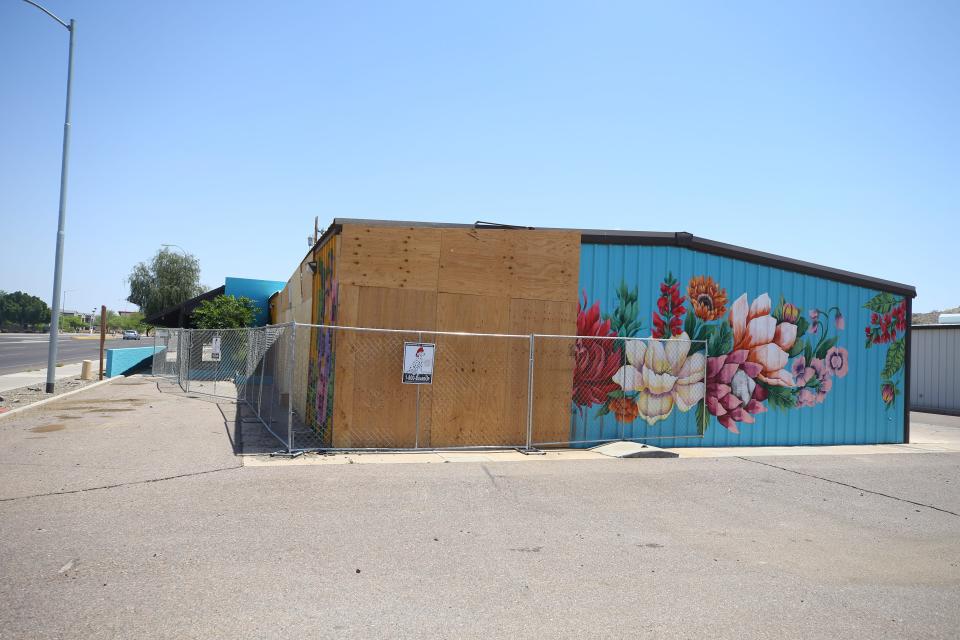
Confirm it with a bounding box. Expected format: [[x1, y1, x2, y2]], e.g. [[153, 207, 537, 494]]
[[574, 244, 908, 447], [106, 346, 163, 377], [225, 277, 285, 326]]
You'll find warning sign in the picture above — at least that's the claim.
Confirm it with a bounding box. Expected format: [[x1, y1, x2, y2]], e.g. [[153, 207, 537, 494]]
[[211, 335, 222, 362], [402, 342, 435, 384]]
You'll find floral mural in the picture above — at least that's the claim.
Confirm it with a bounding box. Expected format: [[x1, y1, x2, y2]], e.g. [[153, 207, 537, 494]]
[[573, 273, 850, 436], [306, 241, 338, 441], [863, 292, 907, 408]]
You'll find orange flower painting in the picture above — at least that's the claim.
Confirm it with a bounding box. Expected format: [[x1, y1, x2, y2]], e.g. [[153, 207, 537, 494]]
[[687, 276, 728, 321]]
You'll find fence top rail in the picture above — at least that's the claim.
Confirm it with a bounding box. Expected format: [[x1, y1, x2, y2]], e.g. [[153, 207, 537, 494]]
[[261, 321, 710, 343], [159, 323, 708, 344], [527, 333, 708, 343], [288, 322, 531, 339]]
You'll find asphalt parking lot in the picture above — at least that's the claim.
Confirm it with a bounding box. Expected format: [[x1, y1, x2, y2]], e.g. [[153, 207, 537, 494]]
[[0, 378, 958, 639]]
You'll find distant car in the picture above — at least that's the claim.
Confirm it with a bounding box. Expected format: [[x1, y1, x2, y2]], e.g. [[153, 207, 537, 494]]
[[122, 330, 141, 340]]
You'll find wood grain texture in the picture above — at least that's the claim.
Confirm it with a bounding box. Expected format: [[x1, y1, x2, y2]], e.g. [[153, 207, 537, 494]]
[[356, 286, 438, 331], [508, 299, 577, 445], [332, 285, 436, 447], [510, 231, 580, 302], [325, 225, 581, 448], [337, 224, 441, 291], [330, 284, 358, 447], [438, 229, 579, 302], [437, 230, 514, 299], [429, 293, 515, 447]]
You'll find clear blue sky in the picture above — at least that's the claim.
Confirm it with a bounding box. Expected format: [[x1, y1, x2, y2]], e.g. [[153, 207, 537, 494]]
[[2, 0, 957, 314]]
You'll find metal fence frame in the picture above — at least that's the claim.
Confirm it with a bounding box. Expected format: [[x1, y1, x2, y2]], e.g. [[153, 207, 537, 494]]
[[152, 322, 707, 454]]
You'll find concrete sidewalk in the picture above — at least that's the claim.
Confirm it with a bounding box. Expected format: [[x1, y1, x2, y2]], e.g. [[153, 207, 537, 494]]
[[245, 411, 960, 466], [0, 361, 86, 394], [0, 376, 238, 501]]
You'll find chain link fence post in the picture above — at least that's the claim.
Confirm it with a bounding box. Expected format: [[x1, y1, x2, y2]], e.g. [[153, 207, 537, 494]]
[[257, 329, 266, 419], [185, 330, 192, 393], [177, 330, 184, 390], [415, 330, 422, 449], [287, 322, 297, 452], [526, 333, 535, 451]]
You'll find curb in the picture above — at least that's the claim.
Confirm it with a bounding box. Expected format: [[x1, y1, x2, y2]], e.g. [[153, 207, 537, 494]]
[[0, 376, 124, 420]]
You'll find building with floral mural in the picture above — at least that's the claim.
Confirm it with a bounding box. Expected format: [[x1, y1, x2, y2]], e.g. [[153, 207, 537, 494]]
[[270, 219, 915, 449]]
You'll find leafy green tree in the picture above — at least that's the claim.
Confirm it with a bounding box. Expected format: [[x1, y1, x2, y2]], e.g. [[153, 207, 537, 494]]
[[191, 295, 256, 329], [60, 314, 87, 332], [117, 312, 146, 332], [0, 291, 51, 331], [127, 248, 204, 318]]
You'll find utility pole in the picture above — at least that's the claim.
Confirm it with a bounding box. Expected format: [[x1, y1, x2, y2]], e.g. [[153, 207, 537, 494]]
[[18, 1, 78, 393], [99, 305, 106, 380]]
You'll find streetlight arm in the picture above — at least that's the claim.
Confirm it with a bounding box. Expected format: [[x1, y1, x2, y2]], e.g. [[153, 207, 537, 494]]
[[161, 244, 189, 256], [20, 0, 70, 29]]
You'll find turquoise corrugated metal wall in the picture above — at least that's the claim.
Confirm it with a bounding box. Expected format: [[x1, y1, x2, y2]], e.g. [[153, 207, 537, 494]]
[[575, 244, 906, 447], [225, 277, 285, 326]]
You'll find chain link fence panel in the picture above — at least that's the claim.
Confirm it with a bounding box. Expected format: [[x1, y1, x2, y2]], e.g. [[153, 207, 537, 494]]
[[531, 334, 708, 447], [151, 324, 706, 452]]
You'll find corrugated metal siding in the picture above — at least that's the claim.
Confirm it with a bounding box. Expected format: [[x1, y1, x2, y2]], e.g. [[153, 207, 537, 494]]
[[910, 327, 960, 414], [578, 244, 906, 447]]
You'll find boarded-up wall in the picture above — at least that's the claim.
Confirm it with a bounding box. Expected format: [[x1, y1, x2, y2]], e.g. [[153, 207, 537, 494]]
[[274, 251, 314, 414], [329, 224, 579, 448]]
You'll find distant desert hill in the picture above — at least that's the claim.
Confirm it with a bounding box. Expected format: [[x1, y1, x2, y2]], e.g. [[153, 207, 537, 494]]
[[912, 306, 960, 325]]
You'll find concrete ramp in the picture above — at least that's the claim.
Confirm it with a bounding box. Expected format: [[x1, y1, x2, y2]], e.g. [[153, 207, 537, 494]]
[[590, 441, 679, 459]]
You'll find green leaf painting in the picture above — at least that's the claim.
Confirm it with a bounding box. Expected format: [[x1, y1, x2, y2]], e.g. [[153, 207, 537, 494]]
[[862, 293, 906, 407], [695, 402, 709, 436], [706, 321, 733, 356], [881, 338, 905, 380], [814, 336, 838, 360], [761, 383, 798, 411], [603, 282, 643, 338], [864, 292, 899, 315]]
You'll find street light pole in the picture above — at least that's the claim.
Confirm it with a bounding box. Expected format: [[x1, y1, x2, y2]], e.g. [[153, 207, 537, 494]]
[[19, 1, 77, 393], [60, 288, 76, 329]]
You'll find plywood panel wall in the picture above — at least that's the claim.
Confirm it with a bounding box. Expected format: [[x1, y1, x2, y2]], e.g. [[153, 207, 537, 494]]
[[337, 225, 441, 291], [328, 224, 580, 448]]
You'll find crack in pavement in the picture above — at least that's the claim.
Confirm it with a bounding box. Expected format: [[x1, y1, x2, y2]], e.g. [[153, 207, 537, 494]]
[[481, 464, 498, 488], [737, 456, 960, 518], [0, 464, 244, 503]]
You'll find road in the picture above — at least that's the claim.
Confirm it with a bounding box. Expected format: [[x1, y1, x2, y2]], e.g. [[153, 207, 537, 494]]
[[0, 333, 152, 376], [1, 379, 959, 639]]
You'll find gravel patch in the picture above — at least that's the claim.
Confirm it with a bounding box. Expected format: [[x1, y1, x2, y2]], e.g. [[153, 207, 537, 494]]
[[0, 377, 100, 414]]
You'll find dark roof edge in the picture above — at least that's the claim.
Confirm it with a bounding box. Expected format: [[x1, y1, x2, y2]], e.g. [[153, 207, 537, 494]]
[[912, 323, 960, 330], [144, 285, 225, 325], [581, 230, 916, 298], [322, 218, 916, 298]]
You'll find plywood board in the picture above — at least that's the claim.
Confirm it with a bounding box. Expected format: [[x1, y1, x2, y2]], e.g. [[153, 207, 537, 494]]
[[428, 293, 518, 447], [348, 329, 420, 447], [437, 230, 515, 298], [510, 231, 580, 302], [337, 225, 441, 291], [325, 225, 581, 449], [331, 284, 357, 447], [332, 285, 436, 447], [356, 286, 438, 331], [508, 298, 577, 445], [438, 229, 579, 302]]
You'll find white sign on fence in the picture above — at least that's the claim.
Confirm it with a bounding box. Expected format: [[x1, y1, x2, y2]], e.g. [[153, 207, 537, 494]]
[[402, 342, 435, 384], [211, 335, 222, 362]]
